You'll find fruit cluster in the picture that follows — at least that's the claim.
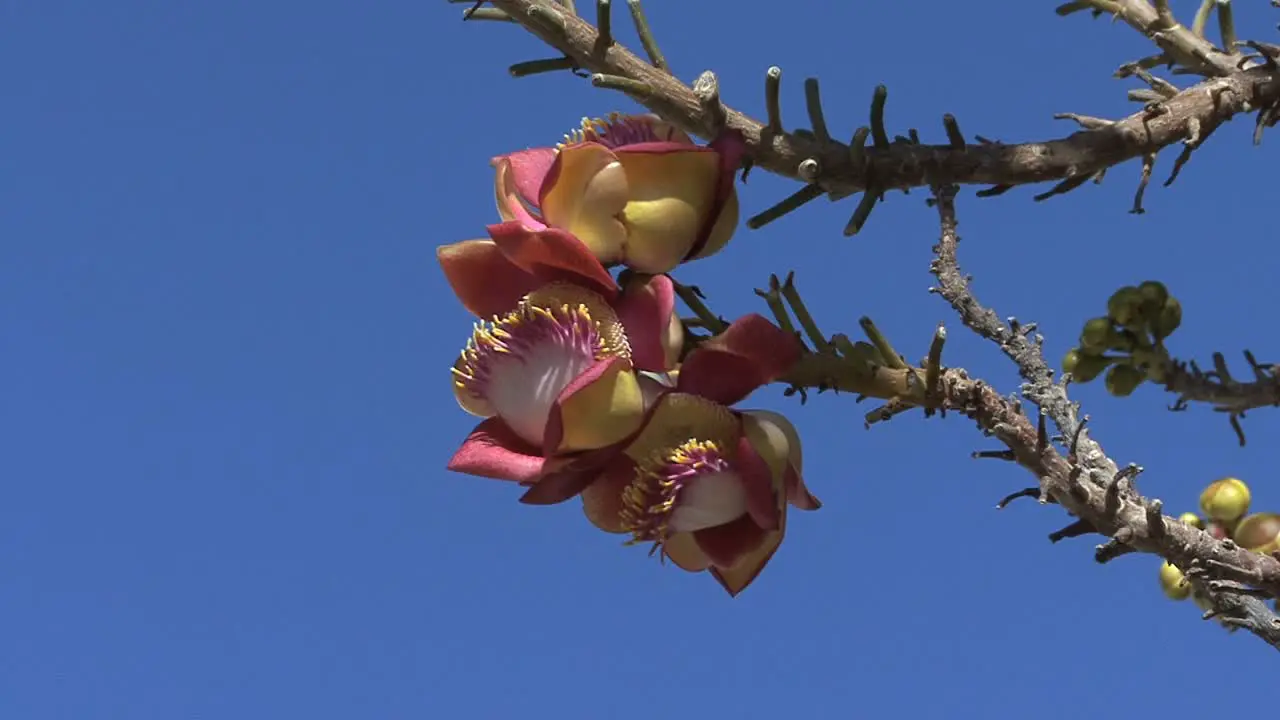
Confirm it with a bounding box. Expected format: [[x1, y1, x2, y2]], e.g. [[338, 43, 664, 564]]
[[1061, 281, 1182, 396], [1158, 477, 1280, 617]]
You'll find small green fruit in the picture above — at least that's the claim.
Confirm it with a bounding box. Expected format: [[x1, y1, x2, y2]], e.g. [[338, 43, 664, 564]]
[[1064, 349, 1109, 382], [1104, 364, 1144, 396], [1151, 296, 1182, 340], [1137, 280, 1169, 317], [1107, 286, 1145, 329], [1080, 317, 1115, 352], [1232, 512, 1280, 555], [1178, 512, 1204, 530], [1159, 561, 1192, 601], [1199, 477, 1251, 524]]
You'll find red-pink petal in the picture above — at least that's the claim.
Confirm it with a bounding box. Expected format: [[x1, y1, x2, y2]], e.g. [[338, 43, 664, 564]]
[[693, 515, 768, 569], [446, 418, 544, 482], [609, 141, 715, 155], [736, 431, 781, 531], [437, 240, 541, 318], [493, 148, 556, 209], [486, 222, 618, 299], [520, 449, 629, 506], [686, 129, 747, 261], [614, 274, 676, 372], [786, 464, 822, 510], [677, 314, 802, 405]]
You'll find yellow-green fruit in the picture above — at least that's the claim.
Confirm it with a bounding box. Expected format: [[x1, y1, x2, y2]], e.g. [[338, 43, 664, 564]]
[[1107, 286, 1144, 328], [1063, 349, 1109, 382], [1159, 561, 1192, 600], [1232, 512, 1280, 555], [1151, 297, 1182, 340], [1199, 477, 1251, 524], [1137, 280, 1169, 317], [1178, 512, 1204, 530], [1080, 317, 1115, 352], [1104, 364, 1144, 397]]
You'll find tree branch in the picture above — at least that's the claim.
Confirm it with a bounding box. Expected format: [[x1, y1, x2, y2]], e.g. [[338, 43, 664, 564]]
[[483, 0, 1280, 203]]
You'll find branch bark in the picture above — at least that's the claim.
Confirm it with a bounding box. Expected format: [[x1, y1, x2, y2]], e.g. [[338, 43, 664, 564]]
[[485, 0, 1280, 200]]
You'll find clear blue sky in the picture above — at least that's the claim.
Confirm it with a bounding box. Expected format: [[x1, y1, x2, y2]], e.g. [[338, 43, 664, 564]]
[[4, 2, 1278, 718]]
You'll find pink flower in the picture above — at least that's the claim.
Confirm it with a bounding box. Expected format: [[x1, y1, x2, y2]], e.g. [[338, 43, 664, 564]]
[[438, 226, 684, 493], [576, 315, 822, 596], [492, 113, 746, 275]]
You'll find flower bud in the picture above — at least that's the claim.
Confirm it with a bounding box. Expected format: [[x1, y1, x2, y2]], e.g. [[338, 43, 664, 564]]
[[1107, 286, 1144, 329], [1232, 512, 1280, 555], [1199, 477, 1251, 524], [1177, 512, 1203, 530], [1104, 364, 1144, 397], [1159, 561, 1191, 601]]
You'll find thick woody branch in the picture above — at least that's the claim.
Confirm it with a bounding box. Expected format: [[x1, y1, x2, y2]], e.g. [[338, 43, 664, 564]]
[[922, 185, 1280, 650], [483, 0, 1280, 199]]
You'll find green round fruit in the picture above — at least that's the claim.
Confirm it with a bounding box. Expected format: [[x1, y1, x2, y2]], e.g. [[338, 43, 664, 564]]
[[1104, 364, 1144, 396]]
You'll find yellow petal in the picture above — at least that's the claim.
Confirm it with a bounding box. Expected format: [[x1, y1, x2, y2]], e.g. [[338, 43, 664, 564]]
[[555, 363, 645, 452], [581, 464, 634, 533], [741, 409, 802, 474], [663, 531, 711, 571], [623, 392, 738, 464], [615, 150, 721, 274], [689, 187, 739, 262], [741, 411, 791, 493], [540, 144, 629, 264], [452, 354, 494, 417]]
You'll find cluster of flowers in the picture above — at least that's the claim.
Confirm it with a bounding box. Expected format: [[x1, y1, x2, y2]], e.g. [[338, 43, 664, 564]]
[[436, 114, 821, 595], [1159, 476, 1280, 615]]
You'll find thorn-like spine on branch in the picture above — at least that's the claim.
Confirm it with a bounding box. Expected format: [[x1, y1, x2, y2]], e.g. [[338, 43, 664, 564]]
[[764, 66, 783, 134], [625, 0, 667, 70], [870, 85, 890, 149], [693, 71, 726, 134]]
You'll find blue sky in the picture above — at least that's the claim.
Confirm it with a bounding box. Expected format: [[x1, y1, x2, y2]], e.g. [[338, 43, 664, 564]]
[[3, 1, 1277, 718]]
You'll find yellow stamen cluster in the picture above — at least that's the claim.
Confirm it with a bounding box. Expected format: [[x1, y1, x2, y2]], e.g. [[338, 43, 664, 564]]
[[451, 283, 632, 401], [525, 282, 630, 360], [556, 112, 674, 151], [620, 438, 725, 546]]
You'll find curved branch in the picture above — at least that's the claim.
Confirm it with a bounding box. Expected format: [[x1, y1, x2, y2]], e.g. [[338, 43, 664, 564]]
[[484, 0, 1280, 199], [1165, 355, 1280, 414]]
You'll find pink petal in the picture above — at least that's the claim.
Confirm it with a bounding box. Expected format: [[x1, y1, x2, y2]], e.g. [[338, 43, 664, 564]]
[[677, 314, 802, 405], [607, 141, 714, 155], [446, 418, 544, 482], [492, 148, 556, 212], [486, 221, 618, 299], [437, 240, 541, 319], [693, 515, 768, 569], [614, 274, 676, 372], [736, 431, 781, 531], [786, 464, 822, 510], [520, 449, 629, 507]]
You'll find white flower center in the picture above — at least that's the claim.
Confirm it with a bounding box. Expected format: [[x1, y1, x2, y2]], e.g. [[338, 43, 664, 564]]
[[486, 336, 597, 447], [669, 470, 747, 532]]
